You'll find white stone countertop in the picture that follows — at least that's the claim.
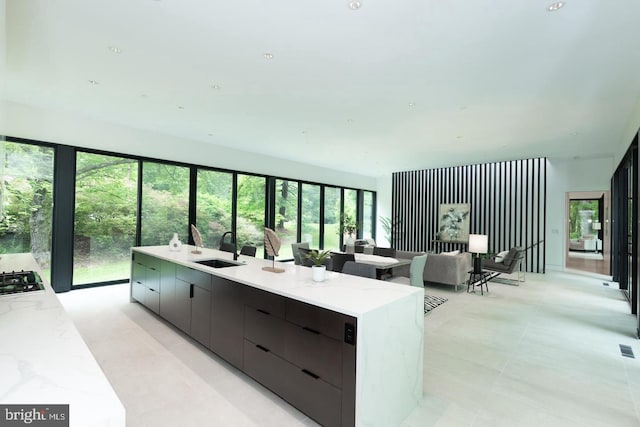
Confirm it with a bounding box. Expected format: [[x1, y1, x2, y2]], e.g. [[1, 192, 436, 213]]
[[134, 245, 422, 318], [0, 253, 125, 426]]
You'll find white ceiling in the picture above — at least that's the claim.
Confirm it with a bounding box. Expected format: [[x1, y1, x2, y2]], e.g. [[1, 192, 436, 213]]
[[2, 0, 640, 177]]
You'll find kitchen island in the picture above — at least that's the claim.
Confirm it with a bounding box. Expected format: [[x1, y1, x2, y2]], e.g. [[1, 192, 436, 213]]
[[0, 253, 125, 426], [131, 245, 424, 427]]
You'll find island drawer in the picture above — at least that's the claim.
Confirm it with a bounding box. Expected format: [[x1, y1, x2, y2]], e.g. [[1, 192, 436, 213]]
[[176, 265, 211, 291], [244, 306, 287, 355], [285, 358, 343, 427], [133, 252, 161, 271], [146, 288, 160, 314], [243, 339, 342, 427], [284, 324, 343, 388], [243, 339, 289, 398], [244, 286, 286, 318], [286, 299, 351, 341]]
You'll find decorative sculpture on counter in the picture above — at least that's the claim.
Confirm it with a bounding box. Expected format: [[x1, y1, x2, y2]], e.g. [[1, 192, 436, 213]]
[[191, 224, 203, 254], [169, 233, 182, 252], [262, 227, 285, 273]]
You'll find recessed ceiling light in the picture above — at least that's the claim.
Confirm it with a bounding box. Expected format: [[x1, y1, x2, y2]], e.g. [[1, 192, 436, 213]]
[[211, 84, 221, 90], [264, 53, 274, 60], [88, 80, 99, 85], [408, 102, 415, 107], [349, 1, 362, 10], [108, 46, 122, 54], [347, 119, 354, 124], [547, 2, 565, 11]]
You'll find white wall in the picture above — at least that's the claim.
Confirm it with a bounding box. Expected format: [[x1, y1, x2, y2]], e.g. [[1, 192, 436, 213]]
[[375, 175, 393, 246], [545, 156, 614, 271], [616, 96, 640, 167], [0, 100, 376, 190]]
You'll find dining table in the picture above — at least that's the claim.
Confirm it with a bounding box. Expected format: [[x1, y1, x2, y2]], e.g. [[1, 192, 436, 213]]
[[352, 253, 412, 280]]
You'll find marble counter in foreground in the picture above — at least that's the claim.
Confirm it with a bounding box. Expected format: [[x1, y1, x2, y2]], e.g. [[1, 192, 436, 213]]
[[0, 253, 125, 427]]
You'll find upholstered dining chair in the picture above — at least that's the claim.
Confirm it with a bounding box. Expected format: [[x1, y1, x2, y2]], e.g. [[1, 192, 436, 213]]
[[240, 245, 257, 257], [219, 231, 237, 255], [341, 261, 377, 279], [409, 254, 428, 287], [329, 252, 355, 272], [373, 247, 397, 258], [291, 242, 310, 265]]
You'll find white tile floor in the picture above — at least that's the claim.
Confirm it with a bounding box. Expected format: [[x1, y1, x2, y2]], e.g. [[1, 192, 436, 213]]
[[58, 271, 640, 427]]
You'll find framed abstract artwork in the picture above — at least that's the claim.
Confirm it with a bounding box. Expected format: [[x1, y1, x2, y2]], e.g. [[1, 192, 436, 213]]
[[438, 203, 470, 243]]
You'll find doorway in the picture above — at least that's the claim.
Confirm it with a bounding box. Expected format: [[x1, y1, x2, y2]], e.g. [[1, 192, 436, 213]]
[[565, 191, 610, 276]]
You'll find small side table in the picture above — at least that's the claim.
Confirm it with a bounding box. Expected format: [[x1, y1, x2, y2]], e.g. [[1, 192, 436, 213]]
[[467, 270, 491, 295]]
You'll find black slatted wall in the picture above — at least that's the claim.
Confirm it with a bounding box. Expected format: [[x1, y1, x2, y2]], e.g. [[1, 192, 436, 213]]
[[392, 158, 547, 273]]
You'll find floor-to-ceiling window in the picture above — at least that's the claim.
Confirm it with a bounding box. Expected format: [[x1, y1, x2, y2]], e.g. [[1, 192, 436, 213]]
[[140, 162, 190, 245], [323, 187, 341, 251], [301, 183, 321, 248], [4, 136, 376, 289], [0, 141, 54, 280], [362, 190, 375, 240], [275, 179, 298, 259], [73, 152, 138, 285], [236, 174, 266, 257], [196, 169, 233, 249], [343, 189, 358, 242], [612, 133, 639, 337]]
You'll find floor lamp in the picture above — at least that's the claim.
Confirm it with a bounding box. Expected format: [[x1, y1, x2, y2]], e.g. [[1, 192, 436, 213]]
[[468, 234, 488, 273]]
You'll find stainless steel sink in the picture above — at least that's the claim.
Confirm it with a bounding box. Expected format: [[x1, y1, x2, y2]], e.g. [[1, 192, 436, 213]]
[[194, 259, 244, 268]]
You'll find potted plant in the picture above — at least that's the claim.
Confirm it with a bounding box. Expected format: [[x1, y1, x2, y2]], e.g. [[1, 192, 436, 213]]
[[340, 213, 358, 245], [305, 249, 331, 282]]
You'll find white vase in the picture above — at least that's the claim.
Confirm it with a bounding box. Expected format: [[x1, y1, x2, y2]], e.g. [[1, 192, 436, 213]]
[[169, 233, 182, 252], [312, 265, 326, 282]]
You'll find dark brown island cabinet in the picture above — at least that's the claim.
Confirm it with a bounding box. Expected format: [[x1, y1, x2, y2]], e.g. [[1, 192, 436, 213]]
[[131, 251, 357, 426], [130, 246, 423, 427]]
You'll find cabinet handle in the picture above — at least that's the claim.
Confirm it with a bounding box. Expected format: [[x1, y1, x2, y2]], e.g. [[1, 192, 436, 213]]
[[256, 308, 270, 316], [302, 369, 319, 380], [190, 284, 194, 298], [136, 281, 143, 284], [256, 344, 270, 353], [302, 326, 320, 335]]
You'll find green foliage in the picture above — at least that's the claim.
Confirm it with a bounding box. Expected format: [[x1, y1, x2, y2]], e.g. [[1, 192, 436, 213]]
[[305, 249, 331, 266], [379, 215, 402, 245], [569, 199, 600, 239], [340, 213, 358, 236], [0, 142, 54, 260]]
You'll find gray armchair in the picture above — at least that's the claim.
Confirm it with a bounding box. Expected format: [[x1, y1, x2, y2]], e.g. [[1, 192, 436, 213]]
[[483, 246, 525, 284]]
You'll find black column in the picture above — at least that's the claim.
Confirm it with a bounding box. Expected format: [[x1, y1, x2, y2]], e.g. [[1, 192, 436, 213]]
[[50, 145, 76, 293]]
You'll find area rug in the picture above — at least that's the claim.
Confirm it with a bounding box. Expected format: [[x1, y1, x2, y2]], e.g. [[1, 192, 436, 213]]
[[424, 295, 448, 314]]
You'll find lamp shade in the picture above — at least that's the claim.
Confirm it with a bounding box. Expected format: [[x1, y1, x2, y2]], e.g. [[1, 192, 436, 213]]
[[468, 234, 488, 254], [592, 222, 602, 231]]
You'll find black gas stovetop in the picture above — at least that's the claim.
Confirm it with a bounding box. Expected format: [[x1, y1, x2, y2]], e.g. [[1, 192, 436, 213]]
[[0, 270, 44, 295]]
